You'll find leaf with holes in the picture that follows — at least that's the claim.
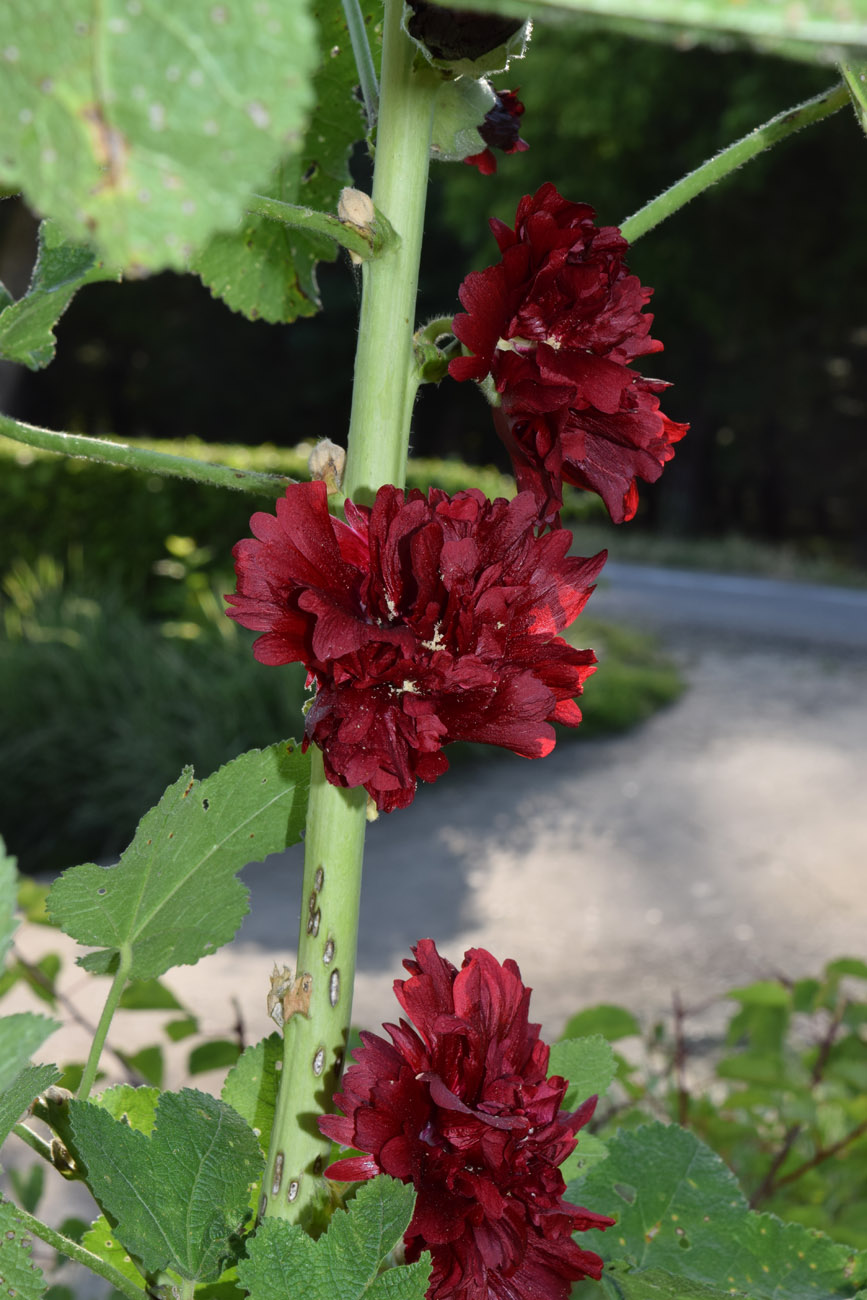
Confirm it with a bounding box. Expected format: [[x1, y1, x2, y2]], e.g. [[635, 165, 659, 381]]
[[46, 741, 309, 980], [238, 1176, 430, 1300], [0, 1198, 46, 1300], [194, 0, 381, 322], [68, 1089, 262, 1283], [548, 1034, 616, 1108], [568, 1123, 867, 1299], [0, 220, 118, 369], [0, 0, 318, 272]]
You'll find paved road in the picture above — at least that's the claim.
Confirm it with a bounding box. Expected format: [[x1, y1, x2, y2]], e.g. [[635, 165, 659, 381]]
[[592, 561, 867, 648], [10, 566, 867, 1085]]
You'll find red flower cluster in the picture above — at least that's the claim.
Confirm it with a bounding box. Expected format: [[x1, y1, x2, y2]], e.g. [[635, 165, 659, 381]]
[[320, 940, 614, 1300], [450, 183, 688, 525], [465, 89, 529, 176], [226, 482, 603, 813]]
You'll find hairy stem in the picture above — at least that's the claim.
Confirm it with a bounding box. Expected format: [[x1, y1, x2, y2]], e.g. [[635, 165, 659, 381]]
[[76, 945, 132, 1101], [0, 414, 292, 497], [3, 1201, 144, 1300], [620, 82, 849, 243], [344, 0, 439, 500], [260, 0, 437, 1229], [262, 753, 366, 1228]]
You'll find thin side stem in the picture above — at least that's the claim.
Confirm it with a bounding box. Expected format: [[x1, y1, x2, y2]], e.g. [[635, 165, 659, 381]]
[[76, 945, 132, 1101], [4, 1201, 144, 1300], [246, 194, 394, 259], [262, 753, 367, 1229], [0, 414, 292, 497], [341, 0, 380, 127], [343, 0, 439, 501], [11, 1123, 53, 1163], [620, 82, 849, 243]]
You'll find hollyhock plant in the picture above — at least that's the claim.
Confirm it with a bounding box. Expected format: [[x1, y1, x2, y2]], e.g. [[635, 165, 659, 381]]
[[449, 182, 688, 524], [226, 480, 604, 812], [465, 89, 529, 175], [319, 940, 616, 1300]]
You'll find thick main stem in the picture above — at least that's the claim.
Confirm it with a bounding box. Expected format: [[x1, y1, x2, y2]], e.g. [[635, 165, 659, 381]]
[[261, 0, 437, 1227]]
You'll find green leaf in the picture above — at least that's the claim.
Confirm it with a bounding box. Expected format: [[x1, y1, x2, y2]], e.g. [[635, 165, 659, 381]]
[[7, 1162, 45, 1215], [727, 981, 791, 1008], [548, 1034, 616, 1107], [432, 0, 867, 64], [123, 1045, 164, 1088], [165, 1015, 199, 1042], [0, 1063, 61, 1151], [188, 1040, 241, 1075], [0, 220, 117, 370], [221, 1033, 282, 1155], [80, 1214, 153, 1292], [194, 0, 379, 322], [0, 835, 17, 967], [92, 1083, 160, 1135], [119, 978, 184, 1011], [0, 0, 319, 273], [237, 1176, 430, 1300], [559, 1131, 609, 1183], [604, 1262, 756, 1300], [47, 741, 309, 981], [0, 1014, 59, 1094], [68, 1089, 262, 1283], [0, 1198, 46, 1300], [568, 1123, 867, 1298], [561, 1004, 641, 1042]]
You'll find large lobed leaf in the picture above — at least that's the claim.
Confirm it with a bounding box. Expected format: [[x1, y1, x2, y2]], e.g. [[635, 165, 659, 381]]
[[0, 220, 118, 370], [238, 1176, 431, 1300], [47, 741, 309, 981], [569, 1123, 867, 1299], [68, 1088, 262, 1283], [194, 0, 381, 322], [0, 0, 318, 272]]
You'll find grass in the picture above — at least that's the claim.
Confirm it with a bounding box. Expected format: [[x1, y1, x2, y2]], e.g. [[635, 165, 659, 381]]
[[0, 558, 683, 873]]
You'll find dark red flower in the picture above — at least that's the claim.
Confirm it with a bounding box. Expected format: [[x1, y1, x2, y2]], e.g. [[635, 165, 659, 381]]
[[465, 89, 529, 175], [319, 940, 615, 1300], [226, 482, 603, 812], [449, 183, 688, 524]]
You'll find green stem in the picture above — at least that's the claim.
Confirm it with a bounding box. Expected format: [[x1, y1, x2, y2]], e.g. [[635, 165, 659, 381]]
[[620, 82, 849, 243], [11, 1123, 53, 1163], [0, 414, 292, 497], [76, 945, 132, 1100], [341, 0, 380, 127], [2, 1201, 144, 1300], [261, 0, 437, 1228], [245, 194, 397, 260], [261, 752, 366, 1228], [344, 0, 439, 500]]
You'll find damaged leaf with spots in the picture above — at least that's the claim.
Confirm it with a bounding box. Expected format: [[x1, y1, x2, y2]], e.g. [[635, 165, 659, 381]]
[[194, 0, 381, 322], [0, 0, 318, 272], [46, 741, 309, 981], [567, 1123, 867, 1300]]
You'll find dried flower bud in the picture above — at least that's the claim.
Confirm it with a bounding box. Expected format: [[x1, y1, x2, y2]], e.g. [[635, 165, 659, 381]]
[[308, 438, 346, 494]]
